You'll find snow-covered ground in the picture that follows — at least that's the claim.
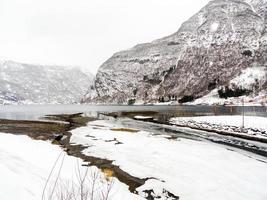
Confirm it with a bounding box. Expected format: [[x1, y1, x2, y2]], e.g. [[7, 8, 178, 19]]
[[71, 119, 267, 200], [2, 117, 267, 200], [0, 133, 143, 200], [190, 89, 267, 106], [134, 115, 154, 120], [170, 115, 267, 140]]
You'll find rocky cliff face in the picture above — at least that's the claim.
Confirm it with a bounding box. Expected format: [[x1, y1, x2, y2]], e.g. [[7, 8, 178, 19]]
[[86, 0, 267, 104], [0, 61, 93, 104]]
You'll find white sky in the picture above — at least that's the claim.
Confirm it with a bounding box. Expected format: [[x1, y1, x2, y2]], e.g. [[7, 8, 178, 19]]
[[0, 0, 210, 74]]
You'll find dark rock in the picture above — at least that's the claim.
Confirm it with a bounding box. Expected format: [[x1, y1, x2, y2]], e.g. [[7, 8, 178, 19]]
[[54, 133, 64, 141]]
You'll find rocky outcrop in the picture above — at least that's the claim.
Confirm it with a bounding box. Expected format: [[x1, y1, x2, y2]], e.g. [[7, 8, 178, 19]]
[[85, 0, 267, 104], [0, 60, 93, 104]]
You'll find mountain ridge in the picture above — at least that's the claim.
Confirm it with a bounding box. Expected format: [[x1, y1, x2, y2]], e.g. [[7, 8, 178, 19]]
[[85, 0, 267, 105], [0, 60, 93, 105]]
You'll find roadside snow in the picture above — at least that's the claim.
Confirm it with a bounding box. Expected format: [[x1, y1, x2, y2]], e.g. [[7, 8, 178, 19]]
[[0, 133, 143, 200], [170, 115, 267, 140], [71, 120, 267, 200]]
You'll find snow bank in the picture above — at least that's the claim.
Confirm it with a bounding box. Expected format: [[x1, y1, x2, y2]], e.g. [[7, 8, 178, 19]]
[[134, 115, 154, 120], [71, 120, 267, 200], [0, 133, 142, 200], [170, 115, 267, 140]]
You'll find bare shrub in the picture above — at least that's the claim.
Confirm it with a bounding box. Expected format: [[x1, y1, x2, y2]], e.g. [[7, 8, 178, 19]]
[[42, 153, 114, 200]]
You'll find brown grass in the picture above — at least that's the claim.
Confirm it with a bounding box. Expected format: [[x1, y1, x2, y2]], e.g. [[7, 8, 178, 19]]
[[101, 168, 115, 181], [110, 128, 139, 133]]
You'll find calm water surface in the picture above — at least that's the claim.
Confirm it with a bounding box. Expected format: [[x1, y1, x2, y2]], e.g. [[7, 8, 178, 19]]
[[0, 104, 266, 121]]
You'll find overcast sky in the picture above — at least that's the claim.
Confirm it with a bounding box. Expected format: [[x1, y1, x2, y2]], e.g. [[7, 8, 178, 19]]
[[0, 0, 210, 74]]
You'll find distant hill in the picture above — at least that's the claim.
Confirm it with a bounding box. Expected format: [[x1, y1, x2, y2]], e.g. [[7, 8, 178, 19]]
[[0, 60, 93, 104]]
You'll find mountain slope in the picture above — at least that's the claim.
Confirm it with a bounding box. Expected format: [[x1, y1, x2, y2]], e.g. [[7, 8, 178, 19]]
[[0, 61, 93, 104], [86, 0, 267, 104]]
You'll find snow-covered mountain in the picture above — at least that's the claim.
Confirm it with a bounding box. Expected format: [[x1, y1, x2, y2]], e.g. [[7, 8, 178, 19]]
[[85, 0, 267, 105], [0, 60, 93, 104]]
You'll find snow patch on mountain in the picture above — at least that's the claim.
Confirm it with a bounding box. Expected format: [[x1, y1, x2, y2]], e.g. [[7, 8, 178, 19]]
[[192, 66, 267, 105], [230, 66, 267, 90]]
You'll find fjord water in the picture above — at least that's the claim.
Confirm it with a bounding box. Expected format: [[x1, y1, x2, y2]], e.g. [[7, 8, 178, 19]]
[[0, 104, 266, 121]]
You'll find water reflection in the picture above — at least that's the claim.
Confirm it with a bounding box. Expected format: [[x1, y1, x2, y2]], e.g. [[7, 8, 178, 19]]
[[0, 104, 266, 121]]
